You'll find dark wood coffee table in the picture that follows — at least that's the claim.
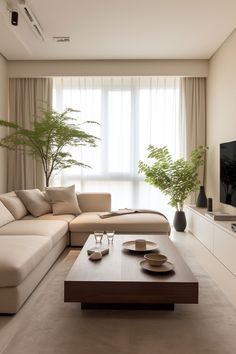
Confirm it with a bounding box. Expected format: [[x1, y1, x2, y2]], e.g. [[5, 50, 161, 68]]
[[64, 234, 198, 310]]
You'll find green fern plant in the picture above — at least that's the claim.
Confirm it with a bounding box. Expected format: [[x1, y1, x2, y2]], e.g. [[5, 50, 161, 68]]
[[139, 145, 208, 210]]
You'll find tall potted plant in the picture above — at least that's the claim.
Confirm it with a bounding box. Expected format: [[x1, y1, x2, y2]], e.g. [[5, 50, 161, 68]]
[[139, 145, 207, 231], [0, 108, 99, 187]]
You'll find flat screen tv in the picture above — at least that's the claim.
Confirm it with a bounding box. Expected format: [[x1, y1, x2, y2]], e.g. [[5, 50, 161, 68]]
[[220, 140, 236, 207]]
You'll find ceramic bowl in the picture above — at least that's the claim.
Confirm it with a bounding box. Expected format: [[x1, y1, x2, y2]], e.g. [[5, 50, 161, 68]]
[[144, 253, 167, 267]]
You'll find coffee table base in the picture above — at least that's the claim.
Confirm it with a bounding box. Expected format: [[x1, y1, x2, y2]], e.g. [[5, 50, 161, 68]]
[[81, 303, 175, 311]]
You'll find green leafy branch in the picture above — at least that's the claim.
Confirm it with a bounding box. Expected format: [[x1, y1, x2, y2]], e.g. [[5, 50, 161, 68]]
[[139, 145, 208, 210], [0, 108, 99, 186]]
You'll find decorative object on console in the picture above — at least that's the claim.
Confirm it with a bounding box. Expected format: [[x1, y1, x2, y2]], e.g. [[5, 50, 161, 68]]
[[139, 145, 208, 231], [196, 185, 207, 208], [207, 197, 213, 212], [0, 108, 99, 187]]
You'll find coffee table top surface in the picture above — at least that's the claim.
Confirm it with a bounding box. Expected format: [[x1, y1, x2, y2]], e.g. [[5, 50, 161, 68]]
[[66, 234, 197, 285]]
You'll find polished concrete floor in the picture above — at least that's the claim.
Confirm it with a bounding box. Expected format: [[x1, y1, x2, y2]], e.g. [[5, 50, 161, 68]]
[[0, 229, 236, 354]]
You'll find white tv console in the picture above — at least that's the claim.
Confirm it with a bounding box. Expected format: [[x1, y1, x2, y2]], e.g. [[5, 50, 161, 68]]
[[185, 205, 236, 276]]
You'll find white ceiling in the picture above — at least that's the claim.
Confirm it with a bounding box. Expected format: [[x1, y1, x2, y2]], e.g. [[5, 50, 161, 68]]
[[0, 0, 236, 60]]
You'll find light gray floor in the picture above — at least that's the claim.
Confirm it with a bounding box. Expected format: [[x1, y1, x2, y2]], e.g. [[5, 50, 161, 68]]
[[0, 230, 236, 354]]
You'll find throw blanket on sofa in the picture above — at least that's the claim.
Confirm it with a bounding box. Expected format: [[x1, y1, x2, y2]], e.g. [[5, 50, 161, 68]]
[[98, 208, 169, 221]]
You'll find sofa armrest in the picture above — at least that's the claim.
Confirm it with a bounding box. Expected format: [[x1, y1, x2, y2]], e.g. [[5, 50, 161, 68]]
[[77, 193, 111, 212]]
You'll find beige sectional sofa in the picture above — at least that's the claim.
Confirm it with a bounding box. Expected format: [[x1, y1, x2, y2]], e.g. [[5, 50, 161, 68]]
[[0, 190, 170, 314]]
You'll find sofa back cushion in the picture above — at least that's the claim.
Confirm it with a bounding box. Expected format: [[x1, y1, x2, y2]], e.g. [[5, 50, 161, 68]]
[[45, 185, 81, 215], [0, 201, 15, 227], [77, 193, 111, 212], [0, 192, 28, 220], [16, 189, 52, 217]]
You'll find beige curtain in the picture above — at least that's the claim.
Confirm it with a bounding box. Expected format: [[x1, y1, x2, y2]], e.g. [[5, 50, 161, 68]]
[[180, 77, 206, 179], [180, 77, 206, 202], [7, 78, 53, 191]]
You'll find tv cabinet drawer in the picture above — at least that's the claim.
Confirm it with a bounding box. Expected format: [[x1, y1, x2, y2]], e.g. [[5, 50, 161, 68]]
[[214, 227, 236, 275], [186, 205, 236, 276], [191, 212, 214, 252]]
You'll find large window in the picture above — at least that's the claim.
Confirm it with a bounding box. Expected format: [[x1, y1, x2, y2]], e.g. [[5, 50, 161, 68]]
[[53, 77, 181, 219]]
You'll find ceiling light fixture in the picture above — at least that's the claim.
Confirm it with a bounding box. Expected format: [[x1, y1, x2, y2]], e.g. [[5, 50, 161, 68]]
[[17, 0, 45, 41]]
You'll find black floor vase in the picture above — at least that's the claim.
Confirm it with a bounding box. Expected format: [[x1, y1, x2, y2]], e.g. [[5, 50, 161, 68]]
[[173, 210, 187, 232]]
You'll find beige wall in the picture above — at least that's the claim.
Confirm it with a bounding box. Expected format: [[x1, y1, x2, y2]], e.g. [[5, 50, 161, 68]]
[[8, 59, 208, 77], [206, 29, 236, 212], [0, 54, 8, 193]]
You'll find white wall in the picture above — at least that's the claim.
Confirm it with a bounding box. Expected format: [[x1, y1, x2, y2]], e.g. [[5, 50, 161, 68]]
[[206, 29, 236, 212], [0, 54, 8, 193], [8, 59, 208, 77]]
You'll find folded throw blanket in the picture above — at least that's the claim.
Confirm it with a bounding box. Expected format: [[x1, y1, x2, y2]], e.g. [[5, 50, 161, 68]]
[[98, 208, 169, 221]]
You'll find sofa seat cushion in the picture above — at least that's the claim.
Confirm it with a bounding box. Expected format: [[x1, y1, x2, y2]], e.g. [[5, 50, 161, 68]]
[[0, 220, 68, 246], [69, 212, 170, 234], [0, 235, 51, 287], [22, 213, 75, 223]]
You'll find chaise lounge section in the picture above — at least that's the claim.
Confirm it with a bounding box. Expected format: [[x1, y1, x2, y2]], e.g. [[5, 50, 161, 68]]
[[70, 194, 170, 245]]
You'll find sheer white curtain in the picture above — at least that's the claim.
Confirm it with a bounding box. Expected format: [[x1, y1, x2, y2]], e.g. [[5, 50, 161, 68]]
[[53, 76, 181, 220]]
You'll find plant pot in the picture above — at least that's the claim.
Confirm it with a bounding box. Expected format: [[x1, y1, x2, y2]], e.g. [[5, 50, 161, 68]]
[[196, 185, 207, 208], [173, 210, 187, 232]]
